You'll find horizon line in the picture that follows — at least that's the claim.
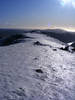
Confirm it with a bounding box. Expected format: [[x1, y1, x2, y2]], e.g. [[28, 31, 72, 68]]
[[0, 27, 75, 32]]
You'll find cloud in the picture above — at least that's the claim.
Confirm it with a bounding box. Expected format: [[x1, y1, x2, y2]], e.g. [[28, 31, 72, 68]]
[[72, 0, 75, 8], [59, 0, 75, 8]]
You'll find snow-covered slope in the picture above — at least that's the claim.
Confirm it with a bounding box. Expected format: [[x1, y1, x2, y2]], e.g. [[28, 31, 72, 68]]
[[0, 32, 75, 100]]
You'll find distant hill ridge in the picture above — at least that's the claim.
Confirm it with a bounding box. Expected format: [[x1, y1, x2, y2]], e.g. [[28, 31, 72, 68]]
[[0, 28, 75, 43]]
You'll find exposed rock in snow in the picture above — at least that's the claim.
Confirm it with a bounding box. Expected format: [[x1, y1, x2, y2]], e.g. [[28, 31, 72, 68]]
[[34, 41, 43, 46], [59, 42, 75, 53], [35, 69, 43, 73]]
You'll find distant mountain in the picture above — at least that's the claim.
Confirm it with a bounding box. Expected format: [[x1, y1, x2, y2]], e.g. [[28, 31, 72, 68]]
[[39, 29, 75, 43], [0, 28, 75, 43], [42, 29, 68, 33]]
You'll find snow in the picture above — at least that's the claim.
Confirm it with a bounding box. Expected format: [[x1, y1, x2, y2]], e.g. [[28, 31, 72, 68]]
[[0, 32, 75, 100]]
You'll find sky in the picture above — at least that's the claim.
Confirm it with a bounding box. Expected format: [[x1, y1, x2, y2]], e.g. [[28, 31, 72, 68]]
[[0, 0, 75, 30]]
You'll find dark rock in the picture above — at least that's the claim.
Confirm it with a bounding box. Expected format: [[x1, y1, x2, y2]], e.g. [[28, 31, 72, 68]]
[[59, 45, 75, 53], [60, 45, 68, 51], [33, 57, 38, 60], [53, 48, 57, 51], [35, 69, 43, 73], [33, 41, 50, 47], [59, 42, 75, 53], [33, 41, 43, 46], [72, 48, 75, 51], [59, 45, 72, 53], [70, 42, 75, 47]]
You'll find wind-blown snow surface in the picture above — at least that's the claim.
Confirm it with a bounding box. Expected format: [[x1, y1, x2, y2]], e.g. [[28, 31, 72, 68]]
[[0, 32, 75, 100]]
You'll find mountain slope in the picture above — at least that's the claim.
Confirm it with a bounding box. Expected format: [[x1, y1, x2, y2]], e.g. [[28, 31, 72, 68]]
[[0, 32, 75, 100]]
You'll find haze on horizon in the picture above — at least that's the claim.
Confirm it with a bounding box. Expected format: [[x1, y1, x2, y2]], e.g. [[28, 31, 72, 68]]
[[0, 0, 75, 31]]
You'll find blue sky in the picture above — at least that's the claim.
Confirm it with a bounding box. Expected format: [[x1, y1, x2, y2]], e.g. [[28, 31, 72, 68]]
[[0, 0, 75, 30]]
